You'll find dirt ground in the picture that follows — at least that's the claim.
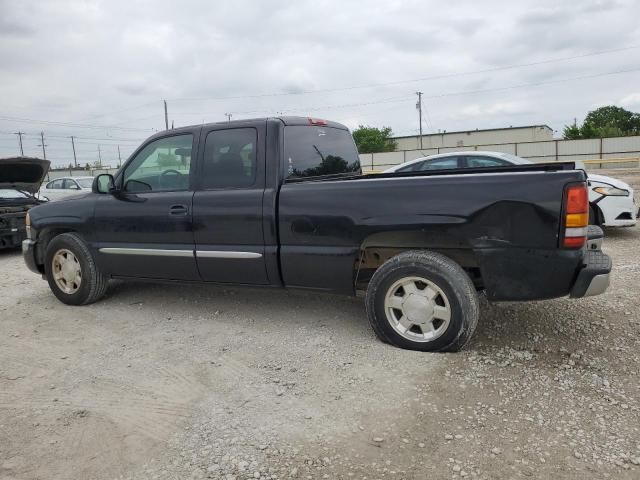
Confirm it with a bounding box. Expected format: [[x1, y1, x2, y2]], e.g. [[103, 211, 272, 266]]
[[1, 168, 639, 480]]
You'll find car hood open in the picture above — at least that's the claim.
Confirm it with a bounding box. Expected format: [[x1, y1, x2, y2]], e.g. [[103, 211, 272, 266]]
[[0, 157, 50, 194]]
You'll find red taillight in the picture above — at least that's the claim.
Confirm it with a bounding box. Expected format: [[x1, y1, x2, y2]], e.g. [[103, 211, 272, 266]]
[[308, 117, 327, 126], [566, 184, 588, 214], [562, 184, 589, 248]]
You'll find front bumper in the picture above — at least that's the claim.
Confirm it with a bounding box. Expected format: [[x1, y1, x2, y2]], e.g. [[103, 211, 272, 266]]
[[22, 239, 42, 274], [597, 194, 637, 227], [569, 249, 611, 298], [0, 214, 27, 249]]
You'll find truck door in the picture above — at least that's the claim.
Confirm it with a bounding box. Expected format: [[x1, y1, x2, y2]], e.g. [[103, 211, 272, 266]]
[[93, 132, 200, 280], [192, 123, 269, 284]]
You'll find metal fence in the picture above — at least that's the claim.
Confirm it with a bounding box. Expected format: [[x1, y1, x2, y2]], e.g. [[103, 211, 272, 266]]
[[359, 135, 640, 171]]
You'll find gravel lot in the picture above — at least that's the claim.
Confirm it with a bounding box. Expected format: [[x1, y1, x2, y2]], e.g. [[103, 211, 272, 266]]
[[1, 168, 639, 480]]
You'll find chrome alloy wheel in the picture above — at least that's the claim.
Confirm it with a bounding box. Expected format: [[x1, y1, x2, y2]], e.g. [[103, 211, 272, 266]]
[[383, 276, 452, 342], [52, 249, 82, 294]]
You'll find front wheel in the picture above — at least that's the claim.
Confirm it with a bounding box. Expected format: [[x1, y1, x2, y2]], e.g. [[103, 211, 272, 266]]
[[365, 251, 479, 352], [44, 232, 108, 305]]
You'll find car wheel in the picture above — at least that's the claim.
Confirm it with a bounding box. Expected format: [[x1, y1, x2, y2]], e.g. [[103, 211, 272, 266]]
[[44, 232, 108, 305], [365, 250, 479, 352]]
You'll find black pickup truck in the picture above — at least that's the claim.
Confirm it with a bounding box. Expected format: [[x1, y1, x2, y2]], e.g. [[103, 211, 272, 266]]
[[23, 117, 611, 351]]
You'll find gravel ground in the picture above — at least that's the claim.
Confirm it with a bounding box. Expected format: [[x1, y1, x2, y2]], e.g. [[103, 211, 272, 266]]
[[1, 168, 639, 480]]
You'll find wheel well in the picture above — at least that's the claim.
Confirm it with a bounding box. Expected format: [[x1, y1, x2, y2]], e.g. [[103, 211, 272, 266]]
[[354, 232, 483, 292], [35, 228, 77, 267], [589, 203, 603, 226]]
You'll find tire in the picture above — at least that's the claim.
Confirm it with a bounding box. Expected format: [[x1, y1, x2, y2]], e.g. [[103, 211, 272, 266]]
[[44, 232, 108, 305], [589, 204, 600, 226], [365, 250, 479, 352]]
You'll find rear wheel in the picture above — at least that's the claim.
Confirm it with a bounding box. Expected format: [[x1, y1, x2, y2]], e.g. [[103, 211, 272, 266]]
[[44, 233, 108, 305], [365, 251, 479, 352]]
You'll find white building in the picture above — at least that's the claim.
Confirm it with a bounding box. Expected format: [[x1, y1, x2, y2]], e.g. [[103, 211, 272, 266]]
[[393, 125, 554, 151]]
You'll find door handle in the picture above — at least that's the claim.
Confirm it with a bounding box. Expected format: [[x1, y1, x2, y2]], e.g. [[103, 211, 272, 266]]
[[168, 204, 189, 216]]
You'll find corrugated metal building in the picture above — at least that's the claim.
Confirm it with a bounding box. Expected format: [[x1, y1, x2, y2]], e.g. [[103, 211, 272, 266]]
[[393, 125, 554, 151]]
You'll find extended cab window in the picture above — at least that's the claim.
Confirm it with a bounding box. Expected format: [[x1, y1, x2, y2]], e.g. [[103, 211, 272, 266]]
[[284, 126, 361, 179], [123, 134, 193, 192], [202, 128, 257, 188]]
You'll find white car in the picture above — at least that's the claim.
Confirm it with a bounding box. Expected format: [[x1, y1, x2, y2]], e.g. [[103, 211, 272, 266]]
[[384, 151, 637, 227], [39, 176, 94, 201]]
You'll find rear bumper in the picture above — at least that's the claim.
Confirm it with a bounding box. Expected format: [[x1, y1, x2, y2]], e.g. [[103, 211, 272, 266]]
[[569, 249, 611, 298], [22, 239, 42, 274]]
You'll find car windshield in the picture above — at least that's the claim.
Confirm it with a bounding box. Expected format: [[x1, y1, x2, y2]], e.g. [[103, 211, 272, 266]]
[[0, 189, 30, 199], [76, 178, 94, 188]]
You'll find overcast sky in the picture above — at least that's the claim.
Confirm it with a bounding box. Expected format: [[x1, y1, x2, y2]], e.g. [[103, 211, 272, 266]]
[[1, 0, 639, 167]]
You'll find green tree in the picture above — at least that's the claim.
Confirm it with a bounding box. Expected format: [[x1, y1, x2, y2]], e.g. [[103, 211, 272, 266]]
[[352, 125, 397, 153], [562, 123, 582, 140], [563, 106, 640, 139]]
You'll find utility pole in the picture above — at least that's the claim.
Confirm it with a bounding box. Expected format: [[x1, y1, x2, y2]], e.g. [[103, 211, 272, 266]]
[[117, 145, 122, 167], [14, 131, 24, 155], [164, 100, 169, 130], [70, 136, 78, 168], [38, 131, 47, 160], [416, 92, 423, 149], [97, 145, 102, 168], [225, 113, 232, 122]]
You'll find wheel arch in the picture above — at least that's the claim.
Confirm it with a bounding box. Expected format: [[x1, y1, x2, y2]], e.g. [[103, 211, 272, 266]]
[[34, 226, 80, 270], [589, 202, 604, 226], [354, 230, 482, 292]]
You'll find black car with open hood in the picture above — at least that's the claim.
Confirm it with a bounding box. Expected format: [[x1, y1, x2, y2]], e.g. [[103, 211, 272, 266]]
[[0, 157, 50, 249]]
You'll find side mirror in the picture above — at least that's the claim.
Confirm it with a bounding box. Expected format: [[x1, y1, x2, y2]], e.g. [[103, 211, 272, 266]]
[[93, 174, 115, 194]]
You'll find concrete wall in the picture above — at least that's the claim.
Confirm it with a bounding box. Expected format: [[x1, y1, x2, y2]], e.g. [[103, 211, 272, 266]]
[[360, 135, 640, 172], [45, 167, 118, 181], [394, 125, 554, 151]]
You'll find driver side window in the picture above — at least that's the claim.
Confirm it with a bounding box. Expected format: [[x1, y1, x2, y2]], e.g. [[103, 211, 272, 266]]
[[123, 134, 193, 193]]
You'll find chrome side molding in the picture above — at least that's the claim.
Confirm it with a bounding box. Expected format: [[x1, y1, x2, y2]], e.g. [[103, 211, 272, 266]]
[[98, 247, 262, 259]]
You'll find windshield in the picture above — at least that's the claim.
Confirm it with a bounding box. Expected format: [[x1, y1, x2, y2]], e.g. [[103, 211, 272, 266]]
[[76, 178, 94, 188], [284, 126, 361, 179], [0, 189, 30, 199]]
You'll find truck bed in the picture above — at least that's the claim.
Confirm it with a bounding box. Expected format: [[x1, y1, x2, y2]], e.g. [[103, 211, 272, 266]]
[[278, 166, 587, 300]]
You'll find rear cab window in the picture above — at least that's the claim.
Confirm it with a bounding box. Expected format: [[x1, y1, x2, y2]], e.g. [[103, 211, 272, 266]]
[[284, 126, 361, 179]]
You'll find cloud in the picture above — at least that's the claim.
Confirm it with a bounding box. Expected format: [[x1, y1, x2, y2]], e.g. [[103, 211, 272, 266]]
[[0, 0, 639, 166], [620, 93, 640, 109]]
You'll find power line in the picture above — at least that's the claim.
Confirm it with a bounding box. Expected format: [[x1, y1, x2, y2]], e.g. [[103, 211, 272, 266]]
[[166, 45, 640, 102], [79, 100, 159, 121], [173, 94, 414, 119], [420, 67, 640, 101], [169, 66, 639, 120], [0, 115, 152, 132]]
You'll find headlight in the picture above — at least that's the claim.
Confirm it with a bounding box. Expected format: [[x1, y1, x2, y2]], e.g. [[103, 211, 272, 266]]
[[593, 186, 629, 196]]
